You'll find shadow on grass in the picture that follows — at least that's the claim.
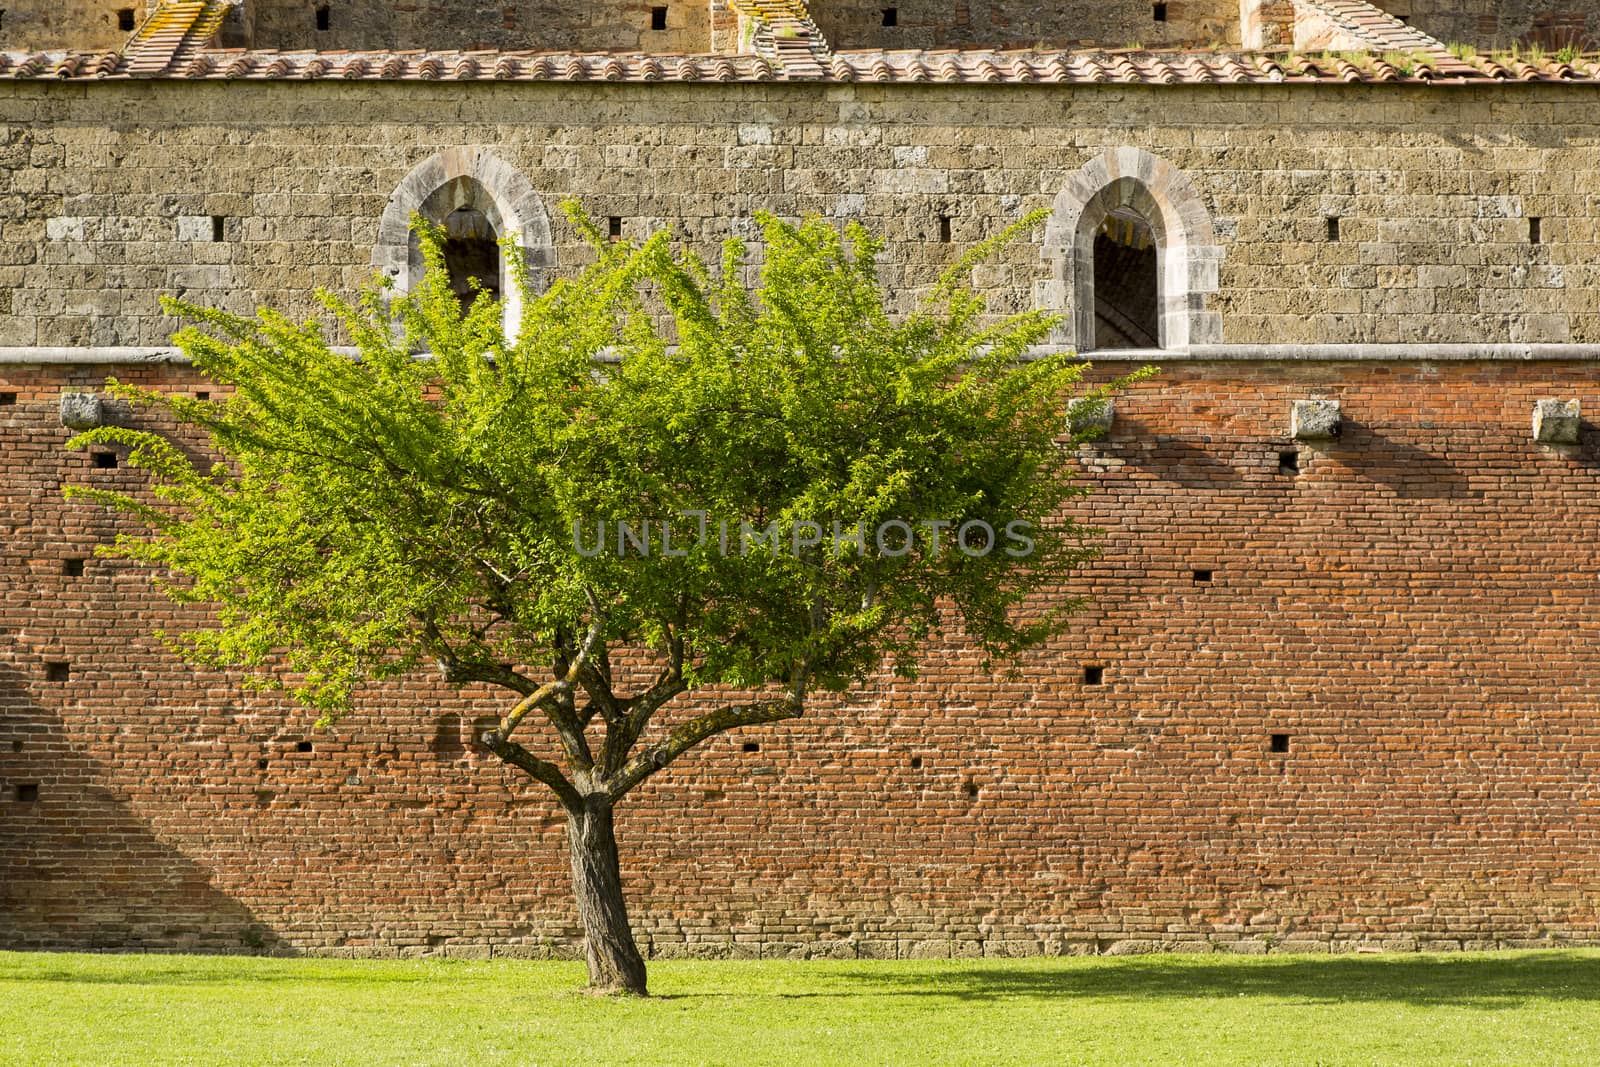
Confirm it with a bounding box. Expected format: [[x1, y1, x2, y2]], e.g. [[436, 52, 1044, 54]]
[[814, 952, 1600, 1009]]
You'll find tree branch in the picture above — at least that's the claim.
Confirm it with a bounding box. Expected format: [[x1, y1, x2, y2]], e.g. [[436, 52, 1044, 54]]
[[606, 660, 810, 800], [486, 735, 584, 812]]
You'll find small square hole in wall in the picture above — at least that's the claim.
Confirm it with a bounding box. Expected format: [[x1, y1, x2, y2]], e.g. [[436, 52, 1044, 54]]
[[1326, 216, 1341, 242], [910, 755, 923, 770], [315, 4, 329, 31], [91, 451, 117, 469], [1270, 733, 1290, 754], [881, 6, 897, 26], [0, 392, 16, 405], [17, 783, 39, 802], [117, 8, 134, 31], [44, 662, 69, 682], [11, 740, 23, 752], [62, 558, 85, 577], [1192, 569, 1213, 583], [211, 216, 226, 242], [295, 740, 313, 753], [938, 215, 952, 243], [1278, 450, 1300, 475], [962, 778, 979, 799], [650, 6, 667, 30], [195, 391, 210, 401], [742, 741, 760, 753], [1083, 666, 1104, 686], [1529, 217, 1543, 244], [1153, 2, 1167, 21], [608, 216, 622, 241], [256, 758, 269, 771]]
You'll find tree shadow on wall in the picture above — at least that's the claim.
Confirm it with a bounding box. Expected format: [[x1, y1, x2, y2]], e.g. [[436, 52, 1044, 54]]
[[824, 952, 1600, 1008], [0, 663, 289, 956], [1330, 419, 1476, 500], [1091, 430, 1251, 490]]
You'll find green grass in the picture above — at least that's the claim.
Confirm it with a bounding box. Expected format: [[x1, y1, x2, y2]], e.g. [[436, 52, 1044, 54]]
[[2, 949, 1598, 1065]]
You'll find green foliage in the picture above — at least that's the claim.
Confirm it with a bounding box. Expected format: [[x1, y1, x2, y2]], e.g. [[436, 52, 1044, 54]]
[[66, 207, 1133, 739]]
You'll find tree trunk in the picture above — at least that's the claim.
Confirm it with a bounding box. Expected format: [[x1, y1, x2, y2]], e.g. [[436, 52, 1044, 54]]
[[566, 795, 649, 995]]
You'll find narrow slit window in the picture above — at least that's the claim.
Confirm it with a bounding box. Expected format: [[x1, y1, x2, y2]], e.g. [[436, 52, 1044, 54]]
[[117, 8, 134, 31], [1326, 216, 1341, 242], [881, 7, 897, 26], [938, 215, 952, 243], [211, 216, 226, 242], [315, 4, 329, 31], [650, 6, 667, 30], [1153, 2, 1167, 21], [1529, 217, 1543, 244], [608, 216, 622, 241], [1093, 207, 1159, 349]]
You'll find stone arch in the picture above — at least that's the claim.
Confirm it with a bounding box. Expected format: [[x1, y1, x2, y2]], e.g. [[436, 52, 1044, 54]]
[[372, 149, 554, 336], [1041, 148, 1223, 350]]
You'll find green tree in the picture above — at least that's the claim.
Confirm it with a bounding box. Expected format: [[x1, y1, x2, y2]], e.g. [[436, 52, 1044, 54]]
[[67, 208, 1133, 995]]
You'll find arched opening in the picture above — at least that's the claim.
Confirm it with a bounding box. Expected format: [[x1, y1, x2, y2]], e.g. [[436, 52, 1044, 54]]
[[374, 150, 554, 340], [1093, 207, 1159, 349], [442, 207, 501, 313], [1042, 148, 1223, 352]]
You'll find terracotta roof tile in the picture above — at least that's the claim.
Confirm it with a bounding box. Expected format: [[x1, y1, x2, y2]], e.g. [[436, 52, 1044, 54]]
[[11, 44, 1600, 86]]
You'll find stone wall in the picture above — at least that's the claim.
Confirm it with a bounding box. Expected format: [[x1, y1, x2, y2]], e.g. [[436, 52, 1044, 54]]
[[1, 81, 1596, 351], [813, 0, 1241, 53], [246, 0, 710, 55], [1385, 0, 1600, 50], [6, 78, 1600, 955], [0, 0, 141, 52]]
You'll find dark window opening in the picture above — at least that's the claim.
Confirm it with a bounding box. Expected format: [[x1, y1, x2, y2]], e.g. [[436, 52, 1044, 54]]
[[1093, 208, 1159, 349], [10, 740, 21, 752], [742, 741, 760, 753], [1153, 2, 1167, 21], [195, 391, 210, 401], [1326, 216, 1341, 241], [881, 6, 897, 26], [117, 8, 134, 31], [315, 5, 329, 31], [1083, 666, 1104, 686], [295, 740, 313, 753], [211, 216, 226, 242], [650, 6, 667, 30], [962, 778, 979, 799], [0, 392, 15, 405], [938, 215, 952, 242], [1529, 217, 1543, 244], [256, 758, 269, 770], [1192, 569, 1213, 583], [441, 207, 501, 314], [1279, 450, 1300, 475], [16, 783, 39, 802], [1270, 733, 1290, 754], [91, 451, 117, 469], [62, 558, 85, 577], [44, 662, 69, 682], [910, 755, 923, 770], [608, 215, 622, 241]]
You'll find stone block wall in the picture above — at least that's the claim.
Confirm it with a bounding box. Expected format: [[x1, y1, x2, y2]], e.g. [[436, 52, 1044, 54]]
[[1, 81, 1598, 350], [246, 0, 711, 55], [812, 0, 1241, 53], [1384, 0, 1600, 50], [0, 0, 141, 52]]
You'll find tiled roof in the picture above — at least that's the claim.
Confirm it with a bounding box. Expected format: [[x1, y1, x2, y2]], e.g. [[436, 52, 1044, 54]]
[[6, 47, 1600, 85]]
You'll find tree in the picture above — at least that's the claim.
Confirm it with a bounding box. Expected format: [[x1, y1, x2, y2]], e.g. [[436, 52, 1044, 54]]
[[67, 207, 1135, 995]]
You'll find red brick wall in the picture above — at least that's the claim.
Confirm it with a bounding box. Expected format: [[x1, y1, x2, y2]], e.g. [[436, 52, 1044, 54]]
[[3, 357, 1599, 957]]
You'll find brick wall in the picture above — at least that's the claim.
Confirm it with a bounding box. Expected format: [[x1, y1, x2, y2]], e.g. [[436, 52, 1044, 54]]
[[4, 356, 1600, 957]]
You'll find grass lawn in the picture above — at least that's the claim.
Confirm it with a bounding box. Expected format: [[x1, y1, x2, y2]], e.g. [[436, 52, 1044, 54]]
[[1, 949, 1597, 1065]]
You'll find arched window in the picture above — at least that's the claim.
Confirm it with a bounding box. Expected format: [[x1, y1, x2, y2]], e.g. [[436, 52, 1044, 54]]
[[1042, 148, 1223, 351], [1093, 207, 1159, 349], [373, 150, 553, 337]]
